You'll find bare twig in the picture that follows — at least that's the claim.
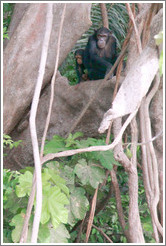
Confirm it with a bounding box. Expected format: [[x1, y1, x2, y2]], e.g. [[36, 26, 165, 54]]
[[109, 169, 130, 240], [42, 107, 138, 164], [126, 3, 142, 54], [40, 4, 66, 157], [100, 3, 109, 28], [85, 187, 98, 243], [142, 4, 159, 48], [29, 4, 53, 243], [92, 224, 113, 243], [71, 183, 113, 236], [124, 130, 163, 148]]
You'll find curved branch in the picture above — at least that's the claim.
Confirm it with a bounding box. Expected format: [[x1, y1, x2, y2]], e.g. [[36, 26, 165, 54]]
[[29, 4, 53, 243], [42, 107, 138, 165]]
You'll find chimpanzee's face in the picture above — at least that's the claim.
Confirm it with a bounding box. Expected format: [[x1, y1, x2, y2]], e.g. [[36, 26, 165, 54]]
[[96, 28, 110, 49], [75, 55, 83, 65]]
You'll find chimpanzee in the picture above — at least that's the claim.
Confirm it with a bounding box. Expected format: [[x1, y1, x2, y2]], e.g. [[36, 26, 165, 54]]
[[84, 27, 117, 80], [75, 49, 88, 83]]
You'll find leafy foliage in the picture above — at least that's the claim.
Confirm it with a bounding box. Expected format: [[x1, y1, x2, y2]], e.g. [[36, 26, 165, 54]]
[[74, 159, 105, 188], [3, 134, 22, 149], [3, 3, 15, 40], [69, 187, 89, 221], [3, 132, 153, 243], [3, 2, 156, 243], [59, 53, 78, 85]]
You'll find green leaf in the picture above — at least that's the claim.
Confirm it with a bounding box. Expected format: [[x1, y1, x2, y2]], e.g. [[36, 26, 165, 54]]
[[48, 170, 69, 196], [40, 196, 50, 224], [44, 135, 66, 155], [62, 166, 75, 185], [41, 186, 69, 230], [74, 159, 89, 185], [75, 137, 97, 148], [38, 224, 50, 243], [143, 222, 153, 232], [15, 171, 33, 197], [9, 211, 25, 243], [74, 159, 105, 188], [49, 223, 70, 243], [70, 187, 89, 220], [92, 150, 120, 170], [89, 165, 105, 188], [65, 132, 83, 147]]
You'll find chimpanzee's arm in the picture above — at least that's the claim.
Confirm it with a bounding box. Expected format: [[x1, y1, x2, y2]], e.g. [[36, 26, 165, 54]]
[[108, 36, 117, 62], [76, 63, 85, 84]]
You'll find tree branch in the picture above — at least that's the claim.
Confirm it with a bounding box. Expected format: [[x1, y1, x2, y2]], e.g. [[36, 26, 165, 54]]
[[85, 187, 98, 243], [92, 224, 113, 243], [128, 118, 145, 242], [100, 3, 109, 28], [40, 3, 66, 157], [126, 3, 142, 54], [29, 4, 53, 243], [20, 4, 66, 243], [109, 169, 130, 241], [42, 108, 138, 165]]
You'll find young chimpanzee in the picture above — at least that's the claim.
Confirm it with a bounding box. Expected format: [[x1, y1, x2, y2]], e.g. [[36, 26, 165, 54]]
[[84, 27, 117, 80], [75, 49, 88, 83]]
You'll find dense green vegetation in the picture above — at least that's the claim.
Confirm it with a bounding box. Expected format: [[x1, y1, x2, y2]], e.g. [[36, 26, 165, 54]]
[[3, 3, 156, 243], [3, 133, 154, 243]]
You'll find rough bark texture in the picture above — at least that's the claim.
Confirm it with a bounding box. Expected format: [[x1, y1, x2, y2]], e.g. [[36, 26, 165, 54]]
[[3, 3, 92, 134], [150, 80, 163, 227], [4, 74, 122, 170]]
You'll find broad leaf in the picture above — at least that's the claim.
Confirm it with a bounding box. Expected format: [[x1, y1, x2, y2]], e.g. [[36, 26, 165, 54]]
[[48, 170, 69, 196], [62, 166, 75, 185], [75, 137, 97, 148], [70, 187, 89, 220], [9, 211, 25, 243], [92, 150, 119, 170], [38, 224, 50, 243], [44, 135, 67, 154], [15, 171, 33, 197], [41, 186, 69, 230], [49, 223, 70, 243], [74, 159, 105, 188], [74, 159, 89, 185]]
